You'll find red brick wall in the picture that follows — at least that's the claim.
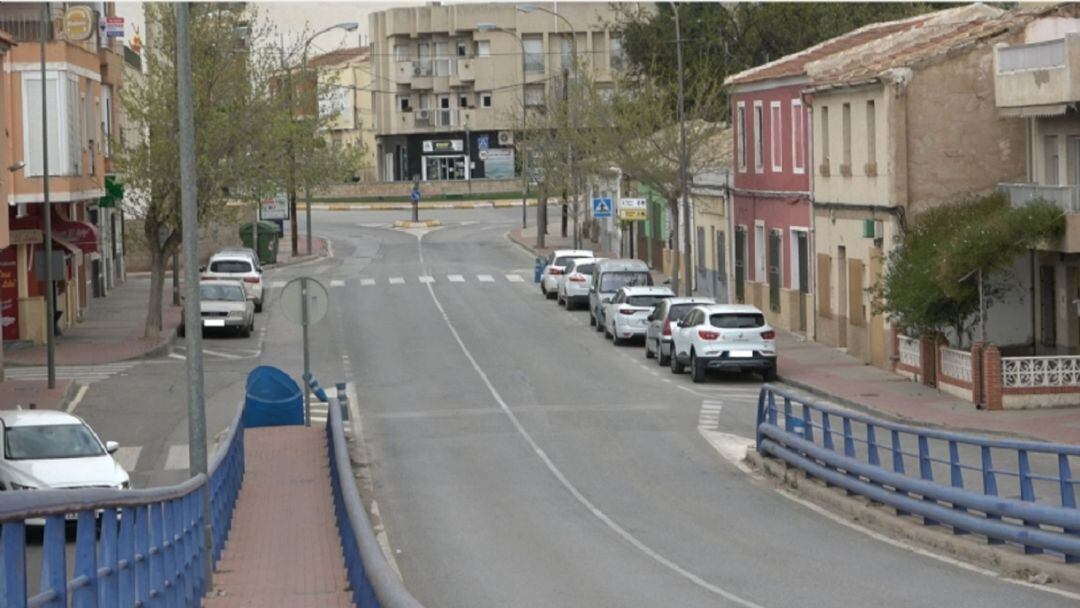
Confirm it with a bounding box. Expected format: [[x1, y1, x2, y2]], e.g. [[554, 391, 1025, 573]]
[[983, 344, 1003, 411]]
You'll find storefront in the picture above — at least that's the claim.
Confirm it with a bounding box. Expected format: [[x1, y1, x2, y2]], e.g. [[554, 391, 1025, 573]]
[[421, 139, 469, 181], [378, 131, 515, 182]]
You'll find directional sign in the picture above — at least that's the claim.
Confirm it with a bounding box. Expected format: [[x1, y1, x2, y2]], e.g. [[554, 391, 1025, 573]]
[[478, 134, 490, 151], [618, 197, 647, 221], [592, 197, 613, 219]]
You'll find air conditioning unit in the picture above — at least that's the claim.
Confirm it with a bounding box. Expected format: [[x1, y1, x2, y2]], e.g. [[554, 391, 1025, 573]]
[[413, 66, 423, 76], [498, 131, 514, 146], [418, 110, 430, 120]]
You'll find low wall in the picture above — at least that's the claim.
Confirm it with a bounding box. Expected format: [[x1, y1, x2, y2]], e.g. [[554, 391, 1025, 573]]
[[124, 218, 246, 273], [317, 178, 522, 201]]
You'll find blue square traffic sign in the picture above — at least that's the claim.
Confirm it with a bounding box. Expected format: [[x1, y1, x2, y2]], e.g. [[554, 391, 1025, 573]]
[[592, 197, 612, 218]]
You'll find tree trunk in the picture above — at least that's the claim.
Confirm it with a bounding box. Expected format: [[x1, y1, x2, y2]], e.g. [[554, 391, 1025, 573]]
[[561, 197, 568, 238], [536, 190, 546, 249], [289, 189, 298, 256], [145, 239, 166, 340], [669, 199, 680, 294]]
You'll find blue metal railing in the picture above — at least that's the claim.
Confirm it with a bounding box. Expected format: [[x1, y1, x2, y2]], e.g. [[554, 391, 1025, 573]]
[[756, 384, 1080, 563], [326, 385, 425, 608], [0, 406, 245, 607]]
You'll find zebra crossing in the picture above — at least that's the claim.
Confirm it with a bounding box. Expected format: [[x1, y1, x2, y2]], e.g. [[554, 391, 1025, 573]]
[[4, 361, 140, 384], [271, 274, 530, 289], [698, 400, 723, 431]]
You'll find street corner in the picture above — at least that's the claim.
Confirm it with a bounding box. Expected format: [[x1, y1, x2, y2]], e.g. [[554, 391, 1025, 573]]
[[393, 219, 443, 229]]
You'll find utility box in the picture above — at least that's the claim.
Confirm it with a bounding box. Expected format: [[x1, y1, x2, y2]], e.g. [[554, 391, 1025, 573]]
[[239, 221, 280, 265]]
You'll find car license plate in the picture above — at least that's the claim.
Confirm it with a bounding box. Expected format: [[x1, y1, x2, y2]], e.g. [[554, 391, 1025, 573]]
[[65, 512, 80, 521], [729, 350, 753, 358], [203, 319, 226, 327]]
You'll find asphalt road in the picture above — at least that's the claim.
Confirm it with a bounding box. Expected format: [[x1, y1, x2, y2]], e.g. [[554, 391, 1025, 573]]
[[314, 209, 1077, 608]]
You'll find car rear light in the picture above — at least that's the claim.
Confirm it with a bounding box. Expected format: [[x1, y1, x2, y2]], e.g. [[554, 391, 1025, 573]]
[[698, 329, 720, 340], [549, 268, 563, 275], [663, 321, 672, 336], [569, 274, 586, 283], [761, 330, 776, 340], [243, 277, 260, 284], [618, 307, 636, 315]]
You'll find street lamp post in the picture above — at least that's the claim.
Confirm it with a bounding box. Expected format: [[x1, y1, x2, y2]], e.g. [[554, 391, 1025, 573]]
[[39, 3, 57, 389], [672, 2, 692, 296], [300, 22, 358, 256], [478, 23, 528, 229]]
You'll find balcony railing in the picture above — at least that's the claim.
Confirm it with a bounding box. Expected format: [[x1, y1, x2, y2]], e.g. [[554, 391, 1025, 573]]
[[999, 182, 1080, 213], [997, 38, 1065, 73], [995, 36, 1080, 109]]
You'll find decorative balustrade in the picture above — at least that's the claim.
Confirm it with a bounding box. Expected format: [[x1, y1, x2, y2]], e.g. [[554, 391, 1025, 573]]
[[1002, 356, 1080, 388]]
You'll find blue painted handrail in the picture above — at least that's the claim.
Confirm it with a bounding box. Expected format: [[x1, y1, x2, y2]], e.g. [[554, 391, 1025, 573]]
[[755, 384, 1080, 563], [326, 386, 425, 608], [0, 406, 245, 607]]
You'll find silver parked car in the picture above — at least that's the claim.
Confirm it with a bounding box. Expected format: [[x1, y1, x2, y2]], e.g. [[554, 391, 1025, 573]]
[[179, 280, 255, 338], [645, 297, 716, 366], [589, 259, 652, 332]]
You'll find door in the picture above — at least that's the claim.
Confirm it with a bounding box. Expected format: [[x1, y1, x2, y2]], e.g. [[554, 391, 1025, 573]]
[[716, 231, 727, 304], [696, 226, 707, 294], [838, 246, 848, 347], [768, 230, 781, 313], [796, 231, 809, 331], [734, 228, 746, 303], [1041, 264, 1057, 348]]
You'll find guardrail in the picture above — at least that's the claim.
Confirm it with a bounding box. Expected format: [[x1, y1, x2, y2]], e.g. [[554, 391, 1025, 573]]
[[326, 385, 425, 608], [0, 407, 245, 607], [755, 384, 1080, 563]]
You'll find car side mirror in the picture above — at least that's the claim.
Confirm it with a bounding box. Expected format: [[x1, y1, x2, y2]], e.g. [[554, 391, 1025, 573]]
[[199, 265, 206, 273], [677, 320, 688, 328], [105, 441, 119, 454]]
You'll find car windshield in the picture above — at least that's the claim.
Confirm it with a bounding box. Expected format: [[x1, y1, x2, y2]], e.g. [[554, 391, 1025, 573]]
[[710, 313, 766, 329], [574, 263, 595, 275], [4, 424, 105, 460], [209, 260, 252, 274], [627, 295, 670, 307], [667, 304, 698, 321], [600, 271, 650, 292], [554, 255, 587, 267], [200, 284, 246, 302]]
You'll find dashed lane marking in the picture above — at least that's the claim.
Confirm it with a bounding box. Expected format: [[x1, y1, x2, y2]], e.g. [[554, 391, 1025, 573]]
[[418, 275, 435, 283], [477, 274, 495, 282], [506, 274, 525, 282], [331, 279, 346, 287], [360, 278, 376, 286], [388, 277, 405, 285], [448, 274, 465, 282]]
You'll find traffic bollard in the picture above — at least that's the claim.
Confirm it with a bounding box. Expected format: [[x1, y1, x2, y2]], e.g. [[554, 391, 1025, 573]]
[[534, 257, 544, 283]]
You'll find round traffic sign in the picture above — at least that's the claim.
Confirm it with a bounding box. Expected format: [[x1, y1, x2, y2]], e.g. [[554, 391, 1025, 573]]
[[280, 277, 329, 326]]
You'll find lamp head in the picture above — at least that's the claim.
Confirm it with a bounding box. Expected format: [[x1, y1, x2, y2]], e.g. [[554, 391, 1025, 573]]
[[337, 22, 359, 32], [477, 23, 497, 32], [7, 160, 25, 173], [516, 4, 538, 13]]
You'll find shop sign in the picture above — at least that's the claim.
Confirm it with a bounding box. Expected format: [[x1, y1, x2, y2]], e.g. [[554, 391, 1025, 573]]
[[423, 140, 463, 153], [0, 247, 16, 340], [618, 198, 648, 221]]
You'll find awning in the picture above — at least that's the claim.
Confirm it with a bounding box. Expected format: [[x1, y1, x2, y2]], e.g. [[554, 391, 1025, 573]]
[[8, 207, 98, 254], [998, 103, 1068, 118]]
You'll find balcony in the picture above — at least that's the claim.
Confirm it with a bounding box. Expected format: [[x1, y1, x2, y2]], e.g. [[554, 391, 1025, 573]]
[[999, 182, 1079, 213], [411, 109, 458, 130], [995, 35, 1080, 112]]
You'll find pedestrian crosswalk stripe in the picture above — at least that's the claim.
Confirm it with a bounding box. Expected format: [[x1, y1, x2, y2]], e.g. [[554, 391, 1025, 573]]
[[448, 274, 465, 282], [477, 274, 494, 282], [331, 279, 345, 287], [5, 362, 139, 384], [418, 276, 435, 283], [360, 278, 376, 286], [506, 274, 524, 282], [389, 277, 405, 285], [698, 401, 722, 431], [113, 446, 142, 472]]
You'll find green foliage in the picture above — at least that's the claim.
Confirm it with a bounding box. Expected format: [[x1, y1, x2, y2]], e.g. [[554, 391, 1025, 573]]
[[872, 192, 1064, 343]]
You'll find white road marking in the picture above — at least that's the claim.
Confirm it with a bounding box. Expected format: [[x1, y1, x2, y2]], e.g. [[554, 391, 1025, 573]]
[[331, 279, 346, 287], [5, 362, 139, 384], [113, 446, 142, 472], [447, 274, 465, 282], [168, 353, 187, 361], [201, 348, 242, 360], [270, 280, 287, 288], [388, 277, 405, 285], [315, 266, 331, 275], [165, 444, 189, 471], [506, 274, 524, 282], [477, 274, 494, 282], [360, 278, 376, 286], [420, 275, 764, 608], [418, 275, 435, 283], [66, 384, 90, 413], [697, 401, 723, 431]]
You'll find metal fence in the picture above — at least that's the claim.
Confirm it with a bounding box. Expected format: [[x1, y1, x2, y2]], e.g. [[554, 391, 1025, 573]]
[[0, 408, 245, 607], [326, 386, 425, 608], [755, 385, 1080, 563]]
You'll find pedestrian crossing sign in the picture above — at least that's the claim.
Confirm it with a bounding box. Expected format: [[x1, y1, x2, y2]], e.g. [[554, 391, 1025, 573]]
[[592, 197, 613, 218]]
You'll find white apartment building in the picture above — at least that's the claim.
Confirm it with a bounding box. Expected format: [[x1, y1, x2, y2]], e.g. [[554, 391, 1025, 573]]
[[368, 2, 622, 183]]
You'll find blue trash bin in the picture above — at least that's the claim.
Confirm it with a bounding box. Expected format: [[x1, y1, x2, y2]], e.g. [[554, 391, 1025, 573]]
[[243, 366, 303, 427]]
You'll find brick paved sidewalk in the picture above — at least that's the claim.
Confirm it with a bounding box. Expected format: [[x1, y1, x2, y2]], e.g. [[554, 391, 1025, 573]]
[[274, 234, 328, 266], [204, 426, 352, 608]]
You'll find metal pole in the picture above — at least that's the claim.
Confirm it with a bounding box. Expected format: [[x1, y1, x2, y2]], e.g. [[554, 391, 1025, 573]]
[[302, 44, 313, 257], [171, 248, 179, 306], [40, 3, 56, 390], [520, 36, 528, 230], [301, 277, 311, 427], [253, 204, 259, 262], [176, 1, 212, 585], [673, 2, 692, 296]]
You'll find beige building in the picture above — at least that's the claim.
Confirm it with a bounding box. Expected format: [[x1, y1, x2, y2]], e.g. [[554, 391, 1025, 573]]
[[804, 4, 1034, 368], [995, 7, 1080, 354], [368, 2, 621, 183], [311, 46, 378, 182]]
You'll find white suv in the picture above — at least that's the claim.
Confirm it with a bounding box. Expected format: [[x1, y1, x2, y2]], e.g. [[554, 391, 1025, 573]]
[[603, 286, 675, 345], [203, 252, 265, 312], [670, 304, 777, 383], [540, 249, 594, 299]]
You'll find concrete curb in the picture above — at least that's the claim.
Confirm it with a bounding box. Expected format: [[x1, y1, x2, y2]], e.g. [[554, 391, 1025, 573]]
[[56, 380, 78, 411], [745, 449, 1080, 591]]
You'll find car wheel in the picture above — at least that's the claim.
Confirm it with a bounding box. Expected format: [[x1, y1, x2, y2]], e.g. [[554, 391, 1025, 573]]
[[691, 351, 707, 383], [603, 322, 612, 339], [658, 343, 671, 367], [595, 313, 603, 332], [645, 339, 655, 359], [546, 289, 556, 300], [671, 351, 685, 374], [240, 323, 251, 338], [762, 365, 778, 383], [255, 299, 263, 313], [540, 283, 548, 296]]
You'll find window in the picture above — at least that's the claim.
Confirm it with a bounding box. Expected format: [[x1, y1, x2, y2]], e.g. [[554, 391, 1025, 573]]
[[480, 93, 492, 108], [560, 35, 573, 71], [22, 71, 70, 176], [736, 102, 746, 172], [394, 44, 410, 61], [209, 260, 253, 274], [523, 36, 544, 73], [866, 100, 876, 167], [1045, 135, 1060, 184], [525, 84, 545, 107], [842, 102, 851, 169], [710, 313, 765, 329], [457, 40, 468, 57], [102, 84, 113, 158], [820, 105, 830, 169], [753, 101, 764, 173], [754, 222, 766, 282], [4, 424, 104, 460], [770, 101, 782, 172], [475, 40, 491, 57], [459, 95, 469, 108], [610, 36, 623, 71], [398, 96, 411, 111], [791, 99, 805, 174], [627, 295, 670, 307], [68, 76, 81, 174]]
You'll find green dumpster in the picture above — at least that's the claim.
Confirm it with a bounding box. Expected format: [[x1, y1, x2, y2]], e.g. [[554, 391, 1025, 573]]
[[239, 221, 280, 264]]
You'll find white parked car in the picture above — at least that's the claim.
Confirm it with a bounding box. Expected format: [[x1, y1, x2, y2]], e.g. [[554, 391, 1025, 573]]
[[203, 252, 265, 312], [556, 257, 602, 310], [603, 286, 675, 345], [540, 249, 594, 299], [179, 280, 255, 338], [670, 304, 777, 383], [644, 297, 716, 366], [0, 410, 130, 492]]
